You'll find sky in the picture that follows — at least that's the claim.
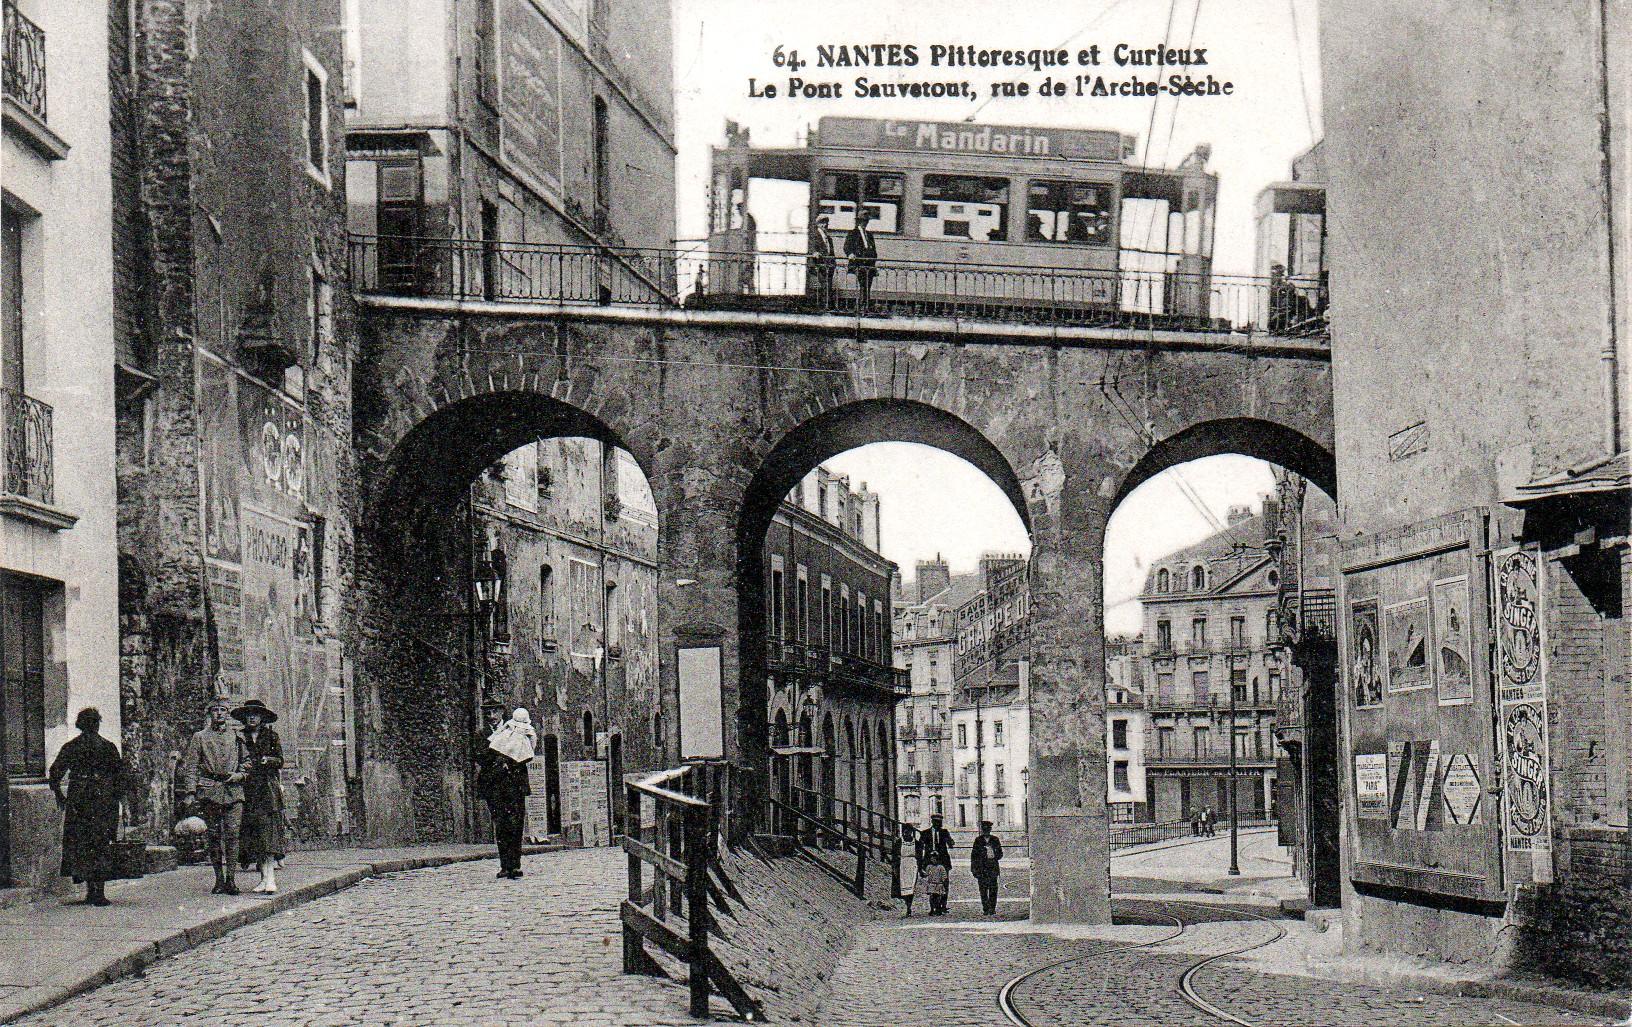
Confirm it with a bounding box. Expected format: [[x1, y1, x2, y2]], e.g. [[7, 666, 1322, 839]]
[[671, 0, 1325, 273], [665, 0, 1323, 635], [824, 444, 1275, 635]]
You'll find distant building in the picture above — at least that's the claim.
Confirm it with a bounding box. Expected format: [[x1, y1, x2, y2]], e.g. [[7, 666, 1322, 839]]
[[470, 439, 659, 846], [1139, 501, 1288, 825], [1105, 636, 1149, 824], [764, 468, 900, 827], [892, 557, 980, 826], [949, 554, 1031, 836]]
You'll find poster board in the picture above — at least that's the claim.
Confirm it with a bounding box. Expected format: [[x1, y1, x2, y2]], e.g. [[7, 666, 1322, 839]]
[[678, 645, 725, 759], [1339, 509, 1503, 901]]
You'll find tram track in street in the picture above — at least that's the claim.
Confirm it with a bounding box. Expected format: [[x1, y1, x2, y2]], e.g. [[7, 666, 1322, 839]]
[[996, 897, 1288, 1027]]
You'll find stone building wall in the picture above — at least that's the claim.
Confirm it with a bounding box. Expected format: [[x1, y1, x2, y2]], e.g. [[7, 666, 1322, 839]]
[[113, 0, 360, 849]]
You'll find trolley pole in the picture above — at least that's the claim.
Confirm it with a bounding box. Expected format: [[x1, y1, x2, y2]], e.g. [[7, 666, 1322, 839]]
[[1228, 679, 1241, 876]]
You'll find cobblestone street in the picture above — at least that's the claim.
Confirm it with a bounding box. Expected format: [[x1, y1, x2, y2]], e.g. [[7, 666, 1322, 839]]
[[18, 839, 1610, 1027], [17, 849, 704, 1027]]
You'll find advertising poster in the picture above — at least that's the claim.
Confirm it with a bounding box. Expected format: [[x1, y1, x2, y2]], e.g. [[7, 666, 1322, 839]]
[[1441, 753, 1482, 827], [1348, 598, 1383, 709], [238, 374, 306, 519], [1430, 575, 1472, 705], [1355, 753, 1388, 820], [1495, 546, 1545, 704], [242, 507, 304, 744], [1494, 546, 1552, 859], [1502, 700, 1552, 854], [1383, 597, 1430, 693], [197, 351, 242, 563]]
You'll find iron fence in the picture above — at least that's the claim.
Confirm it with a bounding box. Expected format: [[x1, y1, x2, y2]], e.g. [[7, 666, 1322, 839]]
[[348, 235, 1329, 340], [1, 388, 53, 505], [3, 0, 46, 121]]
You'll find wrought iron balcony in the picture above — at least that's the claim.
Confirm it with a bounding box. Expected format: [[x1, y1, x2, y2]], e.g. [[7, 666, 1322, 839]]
[[347, 235, 1331, 342], [2, 387, 54, 506], [3, 0, 46, 122]]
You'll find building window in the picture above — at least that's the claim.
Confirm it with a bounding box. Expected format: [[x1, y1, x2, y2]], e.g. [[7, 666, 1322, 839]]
[[816, 171, 903, 233], [1026, 179, 1113, 245], [995, 764, 1006, 794], [1266, 609, 1279, 641], [1156, 620, 1171, 651], [1231, 667, 1248, 703], [1156, 568, 1170, 592], [795, 568, 809, 641], [769, 564, 784, 638], [592, 96, 610, 231], [302, 52, 331, 186], [1113, 760, 1130, 792], [1156, 670, 1174, 701], [582, 711, 595, 749], [1192, 725, 1209, 758], [1157, 726, 1174, 757], [1229, 616, 1245, 647], [2, 573, 48, 778], [993, 720, 1004, 746], [957, 723, 968, 748], [2, 199, 24, 393], [994, 802, 1006, 826], [821, 581, 832, 647], [539, 564, 555, 636], [958, 803, 968, 827], [1191, 617, 1207, 647], [921, 174, 1009, 241], [375, 160, 425, 294], [1191, 565, 1206, 590], [1111, 718, 1128, 750], [1268, 670, 1281, 699], [1192, 669, 1210, 702]]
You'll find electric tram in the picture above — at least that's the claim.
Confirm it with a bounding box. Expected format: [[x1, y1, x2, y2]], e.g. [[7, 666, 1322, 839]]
[[705, 116, 1223, 327]]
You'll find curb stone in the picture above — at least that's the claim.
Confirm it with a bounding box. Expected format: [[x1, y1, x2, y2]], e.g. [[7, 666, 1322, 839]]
[[0, 845, 559, 1026]]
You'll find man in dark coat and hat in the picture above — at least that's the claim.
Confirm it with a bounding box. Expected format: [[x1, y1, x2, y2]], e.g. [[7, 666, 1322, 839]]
[[48, 708, 125, 906], [970, 820, 1004, 915], [914, 812, 954, 915], [844, 208, 880, 312]]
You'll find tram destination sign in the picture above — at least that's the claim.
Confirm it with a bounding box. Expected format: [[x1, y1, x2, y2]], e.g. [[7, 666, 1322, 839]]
[[818, 116, 1133, 162]]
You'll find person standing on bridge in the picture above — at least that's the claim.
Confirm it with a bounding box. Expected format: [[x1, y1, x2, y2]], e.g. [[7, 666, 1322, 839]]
[[484, 707, 536, 879], [915, 813, 954, 915], [809, 214, 837, 310], [970, 820, 1004, 916], [844, 208, 880, 313]]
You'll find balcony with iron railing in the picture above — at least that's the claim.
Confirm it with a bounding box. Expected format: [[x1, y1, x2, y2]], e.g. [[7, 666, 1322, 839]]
[[1, 388, 72, 528], [1144, 691, 1279, 713], [3, 0, 66, 159], [347, 235, 1330, 343]]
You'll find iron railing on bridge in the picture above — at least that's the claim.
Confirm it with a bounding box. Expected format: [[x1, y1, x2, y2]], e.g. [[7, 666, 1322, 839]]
[[348, 235, 1330, 340]]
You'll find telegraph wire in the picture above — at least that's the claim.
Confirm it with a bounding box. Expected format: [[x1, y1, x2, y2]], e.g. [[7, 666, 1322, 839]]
[[1286, 0, 1320, 144]]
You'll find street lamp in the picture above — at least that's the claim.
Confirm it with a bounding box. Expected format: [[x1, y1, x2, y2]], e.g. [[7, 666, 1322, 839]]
[[1020, 766, 1029, 832], [1228, 661, 1241, 876]]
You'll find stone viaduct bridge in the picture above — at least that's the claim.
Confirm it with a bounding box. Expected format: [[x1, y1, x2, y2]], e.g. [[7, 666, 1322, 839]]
[[350, 291, 1334, 923]]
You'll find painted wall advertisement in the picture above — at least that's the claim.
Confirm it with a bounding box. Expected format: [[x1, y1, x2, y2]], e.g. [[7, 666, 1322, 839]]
[[195, 350, 342, 832], [1494, 545, 1551, 859], [501, 0, 564, 194]]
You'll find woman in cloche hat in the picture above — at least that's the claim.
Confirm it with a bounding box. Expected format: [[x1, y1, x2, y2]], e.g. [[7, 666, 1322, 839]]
[[232, 699, 286, 894]]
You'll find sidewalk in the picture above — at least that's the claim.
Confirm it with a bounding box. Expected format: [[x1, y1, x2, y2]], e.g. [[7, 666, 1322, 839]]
[[0, 842, 554, 1025]]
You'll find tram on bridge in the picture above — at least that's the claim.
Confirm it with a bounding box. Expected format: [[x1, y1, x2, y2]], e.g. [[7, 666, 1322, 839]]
[[705, 115, 1239, 331]]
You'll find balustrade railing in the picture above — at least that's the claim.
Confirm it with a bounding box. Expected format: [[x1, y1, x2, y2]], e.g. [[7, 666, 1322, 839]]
[[3, 0, 46, 122], [348, 235, 1330, 341], [1, 388, 53, 505]]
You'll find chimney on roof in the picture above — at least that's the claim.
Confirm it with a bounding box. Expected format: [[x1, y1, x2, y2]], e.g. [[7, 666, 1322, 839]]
[[1226, 504, 1254, 526], [916, 556, 950, 602]]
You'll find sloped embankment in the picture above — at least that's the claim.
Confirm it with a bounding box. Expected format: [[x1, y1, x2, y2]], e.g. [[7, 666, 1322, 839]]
[[689, 844, 897, 1022]]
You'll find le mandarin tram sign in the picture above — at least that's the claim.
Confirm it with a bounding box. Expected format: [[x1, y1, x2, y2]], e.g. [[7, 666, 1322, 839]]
[[817, 115, 1136, 163]]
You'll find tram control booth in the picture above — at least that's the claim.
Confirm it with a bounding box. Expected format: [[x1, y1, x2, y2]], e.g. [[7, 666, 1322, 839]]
[[703, 116, 1230, 331], [1254, 179, 1329, 336]]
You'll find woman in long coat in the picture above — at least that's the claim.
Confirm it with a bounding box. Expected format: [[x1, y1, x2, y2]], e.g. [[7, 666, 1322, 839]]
[[232, 699, 286, 893], [47, 708, 124, 906]]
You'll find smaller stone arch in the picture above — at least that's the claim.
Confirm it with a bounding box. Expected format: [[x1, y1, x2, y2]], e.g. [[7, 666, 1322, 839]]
[[1157, 567, 1170, 592], [1110, 417, 1336, 515], [1191, 564, 1207, 591]]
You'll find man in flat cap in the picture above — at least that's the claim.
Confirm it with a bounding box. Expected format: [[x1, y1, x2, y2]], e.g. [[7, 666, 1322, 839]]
[[180, 695, 247, 894]]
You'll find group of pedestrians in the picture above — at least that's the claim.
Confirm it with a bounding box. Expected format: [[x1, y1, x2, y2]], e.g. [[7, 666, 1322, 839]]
[[1191, 805, 1219, 837], [902, 814, 1005, 918], [46, 695, 288, 905], [808, 210, 880, 312]]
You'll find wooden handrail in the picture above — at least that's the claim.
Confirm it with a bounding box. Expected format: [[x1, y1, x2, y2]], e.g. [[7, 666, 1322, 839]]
[[621, 762, 762, 1022]]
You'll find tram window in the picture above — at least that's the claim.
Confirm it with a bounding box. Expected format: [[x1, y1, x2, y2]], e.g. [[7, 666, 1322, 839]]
[[1027, 180, 1113, 246], [817, 171, 902, 233], [921, 174, 1009, 242]]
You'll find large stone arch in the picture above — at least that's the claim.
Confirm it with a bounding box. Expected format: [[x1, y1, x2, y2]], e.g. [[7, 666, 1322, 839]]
[[351, 299, 1335, 921], [1110, 416, 1337, 516]]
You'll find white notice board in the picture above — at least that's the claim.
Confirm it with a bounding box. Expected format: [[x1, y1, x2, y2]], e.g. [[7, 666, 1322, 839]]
[[678, 645, 725, 760]]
